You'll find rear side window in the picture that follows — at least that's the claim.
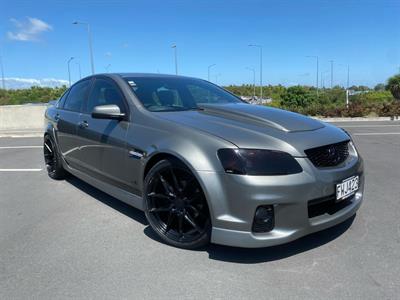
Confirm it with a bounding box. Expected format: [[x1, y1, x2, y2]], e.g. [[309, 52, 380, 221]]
[[85, 78, 127, 114], [63, 80, 91, 112], [56, 89, 70, 108]]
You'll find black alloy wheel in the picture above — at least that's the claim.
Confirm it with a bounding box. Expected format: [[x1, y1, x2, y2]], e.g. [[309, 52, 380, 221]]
[[43, 135, 66, 180], [144, 159, 211, 249]]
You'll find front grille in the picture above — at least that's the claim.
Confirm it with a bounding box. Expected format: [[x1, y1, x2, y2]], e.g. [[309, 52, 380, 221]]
[[305, 141, 349, 168], [308, 194, 354, 218]]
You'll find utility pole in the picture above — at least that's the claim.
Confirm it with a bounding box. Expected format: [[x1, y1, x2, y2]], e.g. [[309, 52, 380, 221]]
[[207, 64, 216, 81], [246, 67, 256, 99], [347, 65, 350, 89], [172, 44, 178, 75], [321, 71, 324, 88], [329, 60, 334, 88], [73, 21, 95, 74], [249, 44, 263, 99], [67, 57, 74, 87]]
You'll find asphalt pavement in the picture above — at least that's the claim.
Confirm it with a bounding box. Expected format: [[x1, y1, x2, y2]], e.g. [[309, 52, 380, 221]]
[[0, 121, 399, 299]]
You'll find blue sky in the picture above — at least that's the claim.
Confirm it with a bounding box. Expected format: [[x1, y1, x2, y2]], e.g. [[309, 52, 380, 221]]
[[1, 0, 399, 87]]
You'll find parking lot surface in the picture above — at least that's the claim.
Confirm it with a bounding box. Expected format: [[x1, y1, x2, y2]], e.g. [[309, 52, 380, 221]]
[[1, 121, 399, 299]]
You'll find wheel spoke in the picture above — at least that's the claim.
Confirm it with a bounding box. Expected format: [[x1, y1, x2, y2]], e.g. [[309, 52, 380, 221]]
[[147, 192, 171, 201], [187, 205, 205, 218], [165, 212, 175, 232], [149, 204, 172, 213], [184, 213, 202, 233], [169, 167, 181, 193], [178, 214, 184, 234], [44, 142, 53, 153], [186, 192, 202, 203], [159, 174, 174, 195], [182, 178, 196, 194]]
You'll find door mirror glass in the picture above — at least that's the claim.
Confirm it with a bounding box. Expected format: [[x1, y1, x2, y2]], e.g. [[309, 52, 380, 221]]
[[92, 104, 125, 120]]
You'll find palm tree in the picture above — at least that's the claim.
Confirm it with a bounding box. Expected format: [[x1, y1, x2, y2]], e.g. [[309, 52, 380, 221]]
[[386, 74, 400, 100]]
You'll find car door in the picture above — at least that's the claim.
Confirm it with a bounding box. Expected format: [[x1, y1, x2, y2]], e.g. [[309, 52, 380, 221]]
[[77, 77, 131, 190], [56, 79, 92, 170]]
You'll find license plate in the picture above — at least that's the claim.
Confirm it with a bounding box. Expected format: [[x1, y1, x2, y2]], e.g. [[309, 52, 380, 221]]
[[336, 175, 359, 201]]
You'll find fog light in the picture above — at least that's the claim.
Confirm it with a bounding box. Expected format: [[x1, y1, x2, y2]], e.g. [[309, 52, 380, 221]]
[[252, 205, 275, 233]]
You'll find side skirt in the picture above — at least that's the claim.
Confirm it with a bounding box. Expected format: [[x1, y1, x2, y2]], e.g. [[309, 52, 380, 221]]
[[66, 164, 144, 211]]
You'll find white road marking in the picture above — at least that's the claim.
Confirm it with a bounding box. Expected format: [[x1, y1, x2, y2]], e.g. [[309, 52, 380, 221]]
[[0, 134, 43, 138], [341, 125, 400, 128], [0, 169, 42, 172], [0, 146, 43, 149], [354, 132, 400, 136]]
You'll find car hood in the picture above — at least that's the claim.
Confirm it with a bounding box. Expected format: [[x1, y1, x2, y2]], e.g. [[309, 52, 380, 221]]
[[197, 103, 324, 132], [156, 103, 348, 156]]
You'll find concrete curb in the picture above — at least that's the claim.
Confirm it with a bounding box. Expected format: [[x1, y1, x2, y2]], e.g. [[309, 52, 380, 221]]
[[313, 117, 400, 122]]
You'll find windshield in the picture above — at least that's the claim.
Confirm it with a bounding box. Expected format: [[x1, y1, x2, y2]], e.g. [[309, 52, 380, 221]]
[[124, 77, 242, 111]]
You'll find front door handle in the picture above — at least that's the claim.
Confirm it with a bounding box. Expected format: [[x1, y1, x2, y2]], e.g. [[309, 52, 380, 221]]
[[78, 121, 89, 129], [54, 114, 60, 122]]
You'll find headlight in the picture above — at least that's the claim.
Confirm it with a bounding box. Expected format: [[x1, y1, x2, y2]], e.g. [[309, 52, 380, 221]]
[[217, 148, 303, 175], [348, 141, 359, 158]]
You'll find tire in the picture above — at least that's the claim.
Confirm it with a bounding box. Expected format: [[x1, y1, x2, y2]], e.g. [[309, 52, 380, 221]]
[[144, 159, 211, 249], [43, 135, 67, 180]]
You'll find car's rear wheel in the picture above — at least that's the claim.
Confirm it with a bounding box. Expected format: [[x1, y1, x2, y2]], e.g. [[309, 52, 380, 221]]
[[144, 159, 211, 249], [44, 135, 66, 180]]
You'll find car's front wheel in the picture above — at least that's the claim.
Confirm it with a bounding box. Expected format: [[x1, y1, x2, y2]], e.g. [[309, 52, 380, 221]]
[[144, 159, 211, 249], [43, 135, 66, 180]]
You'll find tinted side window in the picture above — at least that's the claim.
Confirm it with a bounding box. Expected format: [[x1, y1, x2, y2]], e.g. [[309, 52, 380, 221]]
[[85, 78, 126, 114], [56, 89, 70, 108], [63, 80, 91, 112]]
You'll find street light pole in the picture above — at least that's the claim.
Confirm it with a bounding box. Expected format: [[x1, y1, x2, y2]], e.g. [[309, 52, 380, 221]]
[[73, 21, 95, 74], [67, 57, 74, 87], [347, 65, 350, 89], [172, 44, 178, 75], [246, 67, 256, 99], [329, 60, 334, 88], [306, 56, 319, 97], [76, 61, 82, 79], [207, 64, 216, 81], [249, 44, 263, 99]]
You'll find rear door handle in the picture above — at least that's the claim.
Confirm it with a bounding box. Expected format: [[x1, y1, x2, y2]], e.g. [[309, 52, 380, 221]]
[[78, 121, 89, 129]]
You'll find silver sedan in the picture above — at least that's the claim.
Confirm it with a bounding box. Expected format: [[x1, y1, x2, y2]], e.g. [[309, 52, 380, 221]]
[[44, 73, 364, 249]]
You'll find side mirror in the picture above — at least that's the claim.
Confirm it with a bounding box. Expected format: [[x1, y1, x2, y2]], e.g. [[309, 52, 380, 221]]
[[92, 104, 126, 120]]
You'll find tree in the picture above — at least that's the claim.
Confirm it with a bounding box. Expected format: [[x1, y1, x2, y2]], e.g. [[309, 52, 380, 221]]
[[280, 86, 314, 110], [374, 83, 385, 91], [386, 74, 400, 100]]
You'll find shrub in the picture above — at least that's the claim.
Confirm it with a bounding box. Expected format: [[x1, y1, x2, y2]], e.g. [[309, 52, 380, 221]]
[[386, 74, 400, 100]]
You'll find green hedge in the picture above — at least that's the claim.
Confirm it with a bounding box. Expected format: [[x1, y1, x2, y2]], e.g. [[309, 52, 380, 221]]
[[1, 84, 399, 117], [0, 86, 67, 106]]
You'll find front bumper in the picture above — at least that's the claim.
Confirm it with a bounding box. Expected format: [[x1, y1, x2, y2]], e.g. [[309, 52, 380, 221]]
[[197, 155, 364, 248]]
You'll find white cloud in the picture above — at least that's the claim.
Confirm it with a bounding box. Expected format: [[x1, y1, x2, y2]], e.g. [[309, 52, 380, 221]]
[[7, 17, 52, 42], [105, 52, 112, 58], [3, 77, 68, 89]]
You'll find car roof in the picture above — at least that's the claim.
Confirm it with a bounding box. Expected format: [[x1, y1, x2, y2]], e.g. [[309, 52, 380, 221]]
[[115, 73, 199, 80]]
